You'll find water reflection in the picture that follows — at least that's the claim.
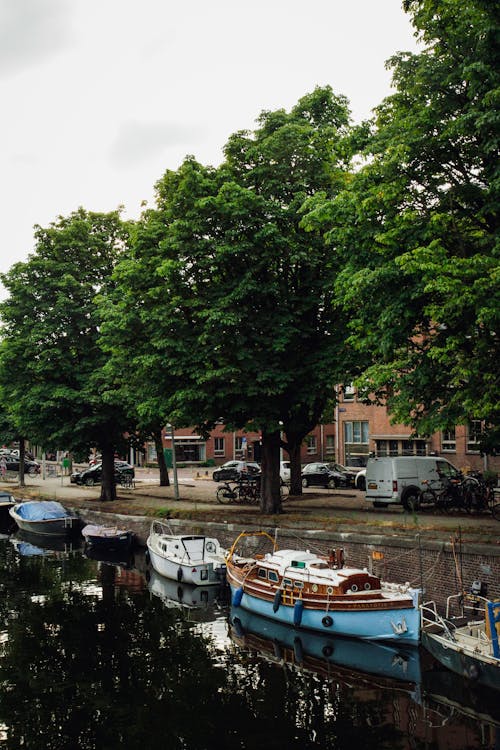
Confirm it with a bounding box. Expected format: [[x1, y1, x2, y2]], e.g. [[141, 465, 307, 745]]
[[0, 536, 498, 749]]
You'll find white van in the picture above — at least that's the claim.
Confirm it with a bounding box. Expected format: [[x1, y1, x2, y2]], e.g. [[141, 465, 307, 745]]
[[365, 456, 461, 509]]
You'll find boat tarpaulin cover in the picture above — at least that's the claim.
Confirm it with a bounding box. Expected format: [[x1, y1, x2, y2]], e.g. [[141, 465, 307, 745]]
[[15, 501, 70, 521], [82, 524, 126, 538]]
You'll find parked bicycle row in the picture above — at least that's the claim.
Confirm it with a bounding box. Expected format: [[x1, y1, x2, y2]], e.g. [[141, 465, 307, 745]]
[[216, 477, 288, 506]]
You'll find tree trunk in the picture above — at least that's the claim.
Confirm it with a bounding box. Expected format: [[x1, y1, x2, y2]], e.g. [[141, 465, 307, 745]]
[[259, 429, 282, 514], [100, 445, 117, 501], [287, 442, 303, 495], [154, 430, 170, 486], [18, 437, 25, 487]]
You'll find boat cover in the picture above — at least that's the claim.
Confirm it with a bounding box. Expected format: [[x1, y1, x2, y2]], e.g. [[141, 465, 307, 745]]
[[14, 501, 71, 521], [82, 524, 127, 538]]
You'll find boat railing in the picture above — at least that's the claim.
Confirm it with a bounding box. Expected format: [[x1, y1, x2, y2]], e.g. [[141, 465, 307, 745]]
[[421, 601, 457, 641], [151, 519, 175, 537], [445, 591, 490, 620]]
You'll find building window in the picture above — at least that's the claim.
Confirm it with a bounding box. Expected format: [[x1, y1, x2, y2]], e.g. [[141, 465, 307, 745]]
[[389, 440, 399, 456], [344, 421, 369, 444], [343, 384, 355, 402], [344, 421, 369, 464], [306, 435, 317, 454], [376, 440, 388, 456], [441, 428, 456, 452], [214, 437, 225, 456], [415, 440, 427, 455], [235, 436, 244, 457], [467, 421, 482, 452], [325, 435, 335, 455], [402, 441, 414, 455]]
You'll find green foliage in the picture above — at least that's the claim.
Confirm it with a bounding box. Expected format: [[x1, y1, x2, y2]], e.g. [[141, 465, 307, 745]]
[[307, 1, 499, 451], [0, 208, 134, 496]]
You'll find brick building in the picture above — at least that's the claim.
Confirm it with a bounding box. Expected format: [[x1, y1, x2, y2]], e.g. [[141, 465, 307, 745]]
[[152, 388, 499, 476]]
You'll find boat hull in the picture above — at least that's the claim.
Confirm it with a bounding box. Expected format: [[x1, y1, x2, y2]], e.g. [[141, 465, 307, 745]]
[[82, 528, 134, 553], [422, 630, 500, 691], [9, 513, 79, 537], [230, 606, 421, 685], [148, 547, 224, 586], [229, 583, 420, 644]]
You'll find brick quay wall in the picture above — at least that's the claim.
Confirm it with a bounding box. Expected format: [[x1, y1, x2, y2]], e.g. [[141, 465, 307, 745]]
[[77, 509, 500, 611]]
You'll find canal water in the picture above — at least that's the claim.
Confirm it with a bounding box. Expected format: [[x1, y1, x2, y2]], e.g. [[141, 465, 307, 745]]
[[0, 532, 499, 750]]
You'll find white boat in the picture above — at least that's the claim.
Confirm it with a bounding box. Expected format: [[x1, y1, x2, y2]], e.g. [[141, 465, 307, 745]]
[[82, 523, 134, 552], [146, 520, 227, 586], [421, 593, 500, 691], [9, 501, 79, 537]]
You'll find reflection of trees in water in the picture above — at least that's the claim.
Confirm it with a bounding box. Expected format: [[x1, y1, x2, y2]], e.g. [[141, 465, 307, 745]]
[[0, 548, 488, 749], [218, 652, 405, 749], [0, 549, 408, 749]]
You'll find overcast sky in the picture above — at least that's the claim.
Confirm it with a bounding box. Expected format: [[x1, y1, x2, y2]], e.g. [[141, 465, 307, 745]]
[[0, 0, 418, 298]]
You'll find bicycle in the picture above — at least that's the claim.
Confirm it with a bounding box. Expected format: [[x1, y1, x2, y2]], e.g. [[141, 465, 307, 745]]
[[119, 473, 135, 489], [461, 471, 500, 519], [216, 478, 260, 505], [216, 476, 287, 505]]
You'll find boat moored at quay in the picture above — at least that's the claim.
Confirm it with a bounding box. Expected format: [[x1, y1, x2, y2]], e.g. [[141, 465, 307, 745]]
[[9, 501, 79, 537], [146, 520, 228, 586], [226, 532, 421, 645]]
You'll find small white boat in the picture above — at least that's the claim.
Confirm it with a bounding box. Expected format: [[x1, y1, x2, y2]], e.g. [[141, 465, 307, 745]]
[[82, 523, 134, 552], [146, 520, 227, 586], [421, 593, 500, 691]]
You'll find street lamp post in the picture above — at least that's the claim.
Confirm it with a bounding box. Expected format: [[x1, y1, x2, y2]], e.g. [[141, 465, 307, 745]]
[[170, 425, 179, 501]]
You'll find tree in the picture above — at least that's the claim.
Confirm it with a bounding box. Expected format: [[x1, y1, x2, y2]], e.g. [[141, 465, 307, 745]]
[[129, 87, 355, 511], [313, 0, 499, 452], [0, 208, 133, 500]]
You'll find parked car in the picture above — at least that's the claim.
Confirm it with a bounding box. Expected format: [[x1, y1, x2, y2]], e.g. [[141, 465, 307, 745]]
[[71, 461, 135, 486], [355, 469, 366, 491], [212, 461, 260, 482], [9, 449, 36, 461], [325, 463, 357, 487], [301, 462, 347, 489], [4, 457, 41, 475]]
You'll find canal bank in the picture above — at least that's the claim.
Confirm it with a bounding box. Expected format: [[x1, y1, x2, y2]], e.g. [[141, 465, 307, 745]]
[[4, 468, 500, 609]]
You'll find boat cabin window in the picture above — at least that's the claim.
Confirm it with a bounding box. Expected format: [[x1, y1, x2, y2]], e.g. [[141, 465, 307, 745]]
[[268, 571, 279, 583], [294, 581, 304, 589], [291, 561, 306, 569], [200, 569, 208, 581], [258, 568, 267, 579], [283, 578, 292, 588]]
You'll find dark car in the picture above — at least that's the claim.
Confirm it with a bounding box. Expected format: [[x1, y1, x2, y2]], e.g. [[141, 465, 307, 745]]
[[326, 463, 357, 487], [71, 461, 135, 486], [3, 456, 41, 475], [301, 462, 347, 489], [213, 461, 260, 482]]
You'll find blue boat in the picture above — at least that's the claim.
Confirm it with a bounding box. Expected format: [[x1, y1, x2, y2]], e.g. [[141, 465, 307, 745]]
[[226, 532, 421, 645]]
